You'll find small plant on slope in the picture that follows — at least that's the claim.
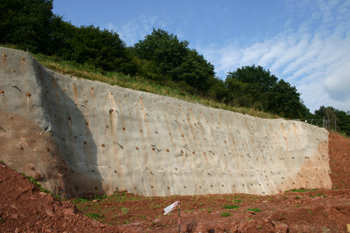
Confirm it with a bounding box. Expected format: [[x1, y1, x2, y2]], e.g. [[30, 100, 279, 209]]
[[20, 172, 55, 196], [223, 205, 240, 209], [246, 208, 261, 212], [220, 212, 231, 217], [121, 207, 129, 214], [72, 197, 90, 204], [85, 213, 103, 219]]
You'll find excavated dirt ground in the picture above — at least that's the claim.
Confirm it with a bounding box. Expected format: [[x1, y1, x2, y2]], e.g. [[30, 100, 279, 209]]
[[1, 132, 350, 233]]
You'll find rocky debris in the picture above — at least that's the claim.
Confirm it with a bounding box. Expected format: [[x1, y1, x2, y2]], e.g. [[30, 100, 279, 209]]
[[185, 221, 197, 232], [273, 222, 288, 233]]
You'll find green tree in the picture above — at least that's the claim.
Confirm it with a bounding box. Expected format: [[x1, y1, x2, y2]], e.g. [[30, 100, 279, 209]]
[[130, 56, 162, 81], [315, 106, 337, 122], [47, 15, 73, 55], [207, 76, 232, 103], [134, 28, 188, 80], [315, 106, 350, 135], [172, 49, 215, 92], [224, 78, 253, 107], [0, 0, 54, 53], [57, 25, 127, 71], [334, 109, 350, 135], [226, 65, 278, 109], [133, 28, 215, 92], [226, 65, 278, 93], [266, 79, 305, 118]]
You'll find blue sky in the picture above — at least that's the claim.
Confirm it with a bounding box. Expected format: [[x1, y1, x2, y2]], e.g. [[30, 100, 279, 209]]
[[53, 0, 350, 113]]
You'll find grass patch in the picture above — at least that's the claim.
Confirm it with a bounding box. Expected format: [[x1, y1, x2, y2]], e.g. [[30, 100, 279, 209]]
[[295, 196, 301, 199], [223, 205, 240, 209], [121, 207, 129, 215], [29, 52, 279, 119], [85, 213, 103, 219], [246, 208, 261, 212], [20, 172, 57, 197], [220, 212, 231, 217], [110, 190, 129, 202], [286, 188, 317, 193], [234, 199, 243, 203], [94, 191, 108, 201], [0, 217, 3, 223], [316, 193, 327, 198]]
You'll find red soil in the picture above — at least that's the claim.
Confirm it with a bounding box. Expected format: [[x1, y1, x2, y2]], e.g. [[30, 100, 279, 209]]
[[1, 132, 350, 233]]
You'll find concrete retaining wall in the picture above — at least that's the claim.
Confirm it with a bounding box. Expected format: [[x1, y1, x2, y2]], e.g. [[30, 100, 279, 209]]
[[0, 47, 331, 197]]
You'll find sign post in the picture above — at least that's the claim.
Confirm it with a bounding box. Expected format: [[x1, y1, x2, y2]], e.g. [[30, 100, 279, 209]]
[[178, 202, 181, 233], [163, 201, 181, 232]]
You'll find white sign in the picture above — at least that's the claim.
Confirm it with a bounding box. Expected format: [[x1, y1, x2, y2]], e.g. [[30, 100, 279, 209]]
[[163, 201, 180, 215]]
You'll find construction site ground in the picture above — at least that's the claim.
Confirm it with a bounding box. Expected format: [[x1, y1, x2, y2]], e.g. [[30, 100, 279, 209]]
[[1, 132, 350, 233]]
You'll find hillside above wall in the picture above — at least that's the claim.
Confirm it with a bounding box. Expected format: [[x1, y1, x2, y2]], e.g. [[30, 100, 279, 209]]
[[0, 46, 331, 198]]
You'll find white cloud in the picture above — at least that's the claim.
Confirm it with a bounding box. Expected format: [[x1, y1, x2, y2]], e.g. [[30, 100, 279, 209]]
[[107, 15, 167, 46], [323, 55, 350, 101], [269, 35, 310, 71], [197, 0, 350, 112]]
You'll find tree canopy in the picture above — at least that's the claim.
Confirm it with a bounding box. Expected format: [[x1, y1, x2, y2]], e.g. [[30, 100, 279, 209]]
[[225, 65, 309, 118], [57, 24, 127, 71], [266, 79, 307, 118], [0, 0, 54, 53], [133, 28, 215, 92], [227, 65, 278, 93], [134, 28, 188, 78], [225, 65, 278, 110], [314, 106, 350, 136]]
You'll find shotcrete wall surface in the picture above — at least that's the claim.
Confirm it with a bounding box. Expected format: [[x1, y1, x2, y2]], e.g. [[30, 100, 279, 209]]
[[0, 47, 331, 197]]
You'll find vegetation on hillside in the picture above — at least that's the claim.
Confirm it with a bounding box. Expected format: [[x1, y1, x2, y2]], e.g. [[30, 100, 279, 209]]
[[30, 52, 276, 119], [305, 106, 350, 136], [1, 0, 349, 135]]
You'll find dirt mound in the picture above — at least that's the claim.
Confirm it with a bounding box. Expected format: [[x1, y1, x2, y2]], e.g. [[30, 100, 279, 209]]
[[1, 132, 349, 232], [0, 160, 128, 232], [328, 132, 350, 189]]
